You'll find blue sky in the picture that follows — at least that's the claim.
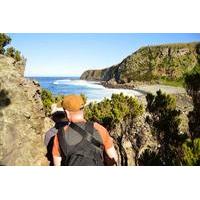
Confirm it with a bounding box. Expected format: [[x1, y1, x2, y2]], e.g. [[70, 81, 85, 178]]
[[8, 33, 200, 77]]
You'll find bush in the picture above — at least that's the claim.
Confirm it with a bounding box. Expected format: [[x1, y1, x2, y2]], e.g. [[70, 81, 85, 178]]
[[14, 50, 22, 62], [0, 33, 11, 54], [84, 93, 144, 130], [138, 149, 163, 166], [146, 90, 184, 165], [80, 93, 87, 104], [182, 138, 200, 165], [41, 89, 64, 116], [5, 47, 15, 57], [5, 47, 22, 62], [41, 89, 55, 115], [184, 66, 200, 92], [146, 90, 176, 113]]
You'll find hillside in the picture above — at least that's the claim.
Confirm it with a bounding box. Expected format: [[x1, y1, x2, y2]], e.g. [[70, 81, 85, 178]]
[[0, 55, 52, 165], [80, 42, 200, 85]]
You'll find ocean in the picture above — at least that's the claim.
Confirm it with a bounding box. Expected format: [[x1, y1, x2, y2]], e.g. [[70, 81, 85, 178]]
[[27, 77, 143, 103]]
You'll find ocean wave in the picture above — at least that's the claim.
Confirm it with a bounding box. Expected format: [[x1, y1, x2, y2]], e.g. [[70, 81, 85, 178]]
[[53, 79, 71, 85], [53, 79, 104, 89]]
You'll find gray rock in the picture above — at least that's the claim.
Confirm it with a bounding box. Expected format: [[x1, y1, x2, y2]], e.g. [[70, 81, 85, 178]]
[[0, 55, 52, 165]]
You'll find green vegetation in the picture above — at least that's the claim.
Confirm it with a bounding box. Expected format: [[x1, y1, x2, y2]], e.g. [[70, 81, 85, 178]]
[[81, 42, 200, 86], [159, 77, 184, 87], [145, 90, 185, 165], [182, 138, 200, 165], [146, 90, 177, 112], [0, 33, 23, 62], [5, 47, 22, 62], [41, 90, 87, 116], [0, 33, 11, 54], [40, 84, 199, 166], [41, 89, 63, 115], [41, 89, 55, 115], [184, 65, 200, 92], [183, 68, 200, 165], [84, 93, 144, 130], [140, 68, 200, 165], [184, 67, 200, 141], [80, 93, 87, 104]]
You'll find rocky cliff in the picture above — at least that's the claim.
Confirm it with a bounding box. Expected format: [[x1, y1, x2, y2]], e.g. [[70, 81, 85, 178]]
[[80, 42, 200, 84], [110, 114, 157, 165], [0, 55, 52, 165]]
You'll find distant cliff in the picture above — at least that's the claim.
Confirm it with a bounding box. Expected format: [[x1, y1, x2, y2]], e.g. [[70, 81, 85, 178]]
[[0, 55, 52, 165], [80, 42, 200, 84]]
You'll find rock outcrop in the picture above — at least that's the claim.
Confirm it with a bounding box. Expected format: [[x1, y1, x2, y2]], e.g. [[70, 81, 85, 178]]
[[81, 42, 200, 83], [110, 114, 157, 166], [0, 55, 52, 165]]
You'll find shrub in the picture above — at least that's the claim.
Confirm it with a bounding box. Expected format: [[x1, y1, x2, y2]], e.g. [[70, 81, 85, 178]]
[[182, 138, 200, 165], [0, 33, 11, 54], [184, 68, 200, 139], [5, 47, 22, 62], [80, 93, 87, 104], [14, 50, 22, 62], [41, 89, 64, 116], [138, 149, 163, 166], [146, 90, 176, 113], [5, 47, 15, 57], [184, 66, 200, 93], [146, 90, 184, 165], [41, 89, 55, 115], [84, 93, 143, 130]]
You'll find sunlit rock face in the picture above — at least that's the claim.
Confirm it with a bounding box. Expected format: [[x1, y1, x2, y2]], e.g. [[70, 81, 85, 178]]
[[0, 55, 51, 165]]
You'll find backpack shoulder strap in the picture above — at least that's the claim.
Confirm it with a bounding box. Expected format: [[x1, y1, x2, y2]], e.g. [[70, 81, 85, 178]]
[[70, 121, 103, 149], [57, 127, 68, 157]]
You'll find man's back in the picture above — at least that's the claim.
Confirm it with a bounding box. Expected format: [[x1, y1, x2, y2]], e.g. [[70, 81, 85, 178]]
[[52, 94, 118, 166], [52, 121, 114, 166]]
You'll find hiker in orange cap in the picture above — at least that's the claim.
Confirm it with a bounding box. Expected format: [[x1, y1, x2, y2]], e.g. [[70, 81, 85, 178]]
[[52, 94, 118, 166]]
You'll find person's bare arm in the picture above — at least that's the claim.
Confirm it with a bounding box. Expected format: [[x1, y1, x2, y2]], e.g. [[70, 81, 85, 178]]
[[105, 146, 118, 165], [53, 156, 62, 166]]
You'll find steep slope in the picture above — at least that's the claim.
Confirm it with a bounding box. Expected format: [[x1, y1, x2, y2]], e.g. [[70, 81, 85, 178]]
[[0, 55, 51, 165], [81, 42, 200, 83]]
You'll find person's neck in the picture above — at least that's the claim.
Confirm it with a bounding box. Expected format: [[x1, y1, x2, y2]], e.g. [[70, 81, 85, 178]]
[[70, 117, 86, 123]]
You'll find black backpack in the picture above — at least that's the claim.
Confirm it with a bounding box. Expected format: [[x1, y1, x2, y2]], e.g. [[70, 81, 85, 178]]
[[57, 121, 104, 166]]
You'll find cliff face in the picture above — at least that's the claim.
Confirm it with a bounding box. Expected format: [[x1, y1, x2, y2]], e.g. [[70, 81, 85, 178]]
[[0, 55, 51, 165], [80, 42, 200, 83], [110, 114, 157, 166]]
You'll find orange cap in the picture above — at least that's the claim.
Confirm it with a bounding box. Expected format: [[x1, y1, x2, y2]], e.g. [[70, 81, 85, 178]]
[[61, 94, 85, 111]]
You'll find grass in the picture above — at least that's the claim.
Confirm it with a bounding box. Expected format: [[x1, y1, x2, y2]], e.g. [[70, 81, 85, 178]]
[[159, 77, 184, 87]]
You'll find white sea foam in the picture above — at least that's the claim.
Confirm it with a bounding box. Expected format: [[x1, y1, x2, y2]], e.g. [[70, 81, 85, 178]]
[[53, 79, 105, 89], [53, 79, 71, 85], [53, 78, 143, 103]]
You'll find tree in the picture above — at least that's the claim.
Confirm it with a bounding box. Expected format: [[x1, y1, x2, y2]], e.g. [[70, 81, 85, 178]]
[[5, 47, 22, 62], [5, 47, 15, 58], [145, 90, 185, 165], [84, 93, 143, 130], [14, 50, 22, 62], [181, 67, 200, 165], [184, 67, 200, 139], [41, 89, 64, 116], [41, 89, 55, 115], [0, 33, 11, 54], [182, 138, 200, 165]]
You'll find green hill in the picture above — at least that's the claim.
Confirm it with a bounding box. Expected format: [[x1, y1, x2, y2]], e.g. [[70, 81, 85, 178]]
[[81, 42, 200, 86]]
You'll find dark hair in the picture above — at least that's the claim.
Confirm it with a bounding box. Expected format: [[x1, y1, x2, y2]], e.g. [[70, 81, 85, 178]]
[[51, 111, 66, 123]]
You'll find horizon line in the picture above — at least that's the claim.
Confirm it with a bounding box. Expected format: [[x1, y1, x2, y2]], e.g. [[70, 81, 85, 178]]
[[26, 75, 81, 77]]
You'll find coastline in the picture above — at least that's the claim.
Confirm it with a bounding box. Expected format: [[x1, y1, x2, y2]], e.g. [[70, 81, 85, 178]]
[[100, 81, 186, 96], [99, 80, 192, 117]]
